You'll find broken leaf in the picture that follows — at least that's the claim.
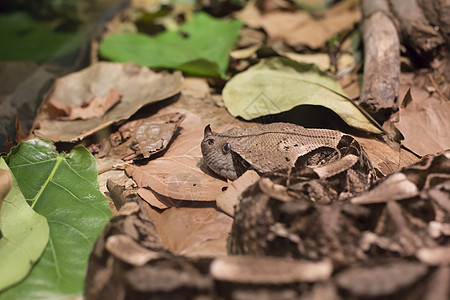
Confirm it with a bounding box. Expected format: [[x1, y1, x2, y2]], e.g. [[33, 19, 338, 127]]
[[101, 112, 185, 160], [33, 62, 182, 142], [126, 110, 227, 201], [151, 207, 232, 257], [0, 139, 111, 299], [0, 159, 49, 292], [223, 57, 381, 133], [46, 88, 122, 120], [100, 12, 242, 78]]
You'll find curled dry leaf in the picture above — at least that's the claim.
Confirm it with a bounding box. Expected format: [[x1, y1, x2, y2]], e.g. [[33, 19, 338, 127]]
[[151, 207, 232, 257], [97, 112, 186, 160], [46, 88, 122, 120], [33, 62, 183, 142], [216, 170, 260, 216], [126, 110, 227, 201]]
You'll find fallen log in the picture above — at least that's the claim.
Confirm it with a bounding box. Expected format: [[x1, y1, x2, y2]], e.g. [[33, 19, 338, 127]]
[[360, 0, 400, 122]]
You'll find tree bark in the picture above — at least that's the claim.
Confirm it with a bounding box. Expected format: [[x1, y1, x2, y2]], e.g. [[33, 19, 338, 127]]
[[360, 0, 400, 123]]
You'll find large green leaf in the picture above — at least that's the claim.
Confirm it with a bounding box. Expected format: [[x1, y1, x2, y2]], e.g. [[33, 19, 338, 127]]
[[0, 12, 83, 63], [222, 57, 381, 134], [0, 159, 49, 292], [0, 139, 111, 299], [99, 12, 242, 78]]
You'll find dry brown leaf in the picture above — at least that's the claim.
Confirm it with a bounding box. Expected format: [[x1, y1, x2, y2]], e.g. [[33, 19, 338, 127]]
[[260, 10, 311, 43], [151, 207, 232, 257], [138, 188, 171, 210], [355, 136, 419, 176], [126, 110, 227, 201], [181, 77, 210, 99], [0, 168, 12, 210], [237, 0, 361, 49], [33, 62, 182, 142], [157, 77, 254, 131], [234, 0, 262, 28], [216, 170, 260, 216], [99, 112, 186, 160], [46, 88, 122, 120], [396, 87, 450, 156]]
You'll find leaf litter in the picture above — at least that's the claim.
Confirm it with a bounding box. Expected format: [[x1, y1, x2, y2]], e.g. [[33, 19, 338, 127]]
[[33, 62, 183, 142], [395, 87, 450, 156], [235, 0, 361, 49], [93, 111, 186, 160], [126, 109, 228, 202], [149, 207, 232, 257], [3, 0, 449, 298]]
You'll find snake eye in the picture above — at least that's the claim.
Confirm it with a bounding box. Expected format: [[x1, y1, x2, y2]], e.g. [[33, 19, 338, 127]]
[[222, 143, 230, 153]]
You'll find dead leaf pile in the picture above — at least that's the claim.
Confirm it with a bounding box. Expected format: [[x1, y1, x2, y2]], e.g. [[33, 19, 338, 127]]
[[33, 62, 183, 142], [236, 0, 361, 50], [3, 0, 449, 298], [126, 110, 228, 206], [92, 112, 185, 160]]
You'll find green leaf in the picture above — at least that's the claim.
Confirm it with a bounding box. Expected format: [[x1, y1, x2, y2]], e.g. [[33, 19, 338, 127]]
[[99, 12, 242, 78], [222, 57, 381, 134], [0, 158, 49, 292], [0, 139, 111, 299], [0, 12, 83, 63]]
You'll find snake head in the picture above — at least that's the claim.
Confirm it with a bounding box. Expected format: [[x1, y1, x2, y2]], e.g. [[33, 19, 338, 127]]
[[201, 125, 239, 180]]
